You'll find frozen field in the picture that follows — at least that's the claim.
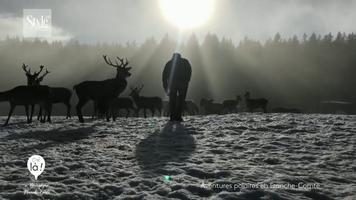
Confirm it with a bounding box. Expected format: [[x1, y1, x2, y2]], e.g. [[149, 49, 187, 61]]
[[0, 113, 355, 200]]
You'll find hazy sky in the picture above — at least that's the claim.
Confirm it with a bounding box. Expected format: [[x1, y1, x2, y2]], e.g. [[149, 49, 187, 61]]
[[0, 0, 355, 44]]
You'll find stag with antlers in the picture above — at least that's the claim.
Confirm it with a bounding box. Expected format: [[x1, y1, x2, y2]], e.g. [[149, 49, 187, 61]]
[[22, 64, 44, 86], [22, 64, 72, 120], [74, 55, 132, 122], [34, 68, 50, 86], [21, 64, 52, 122], [1, 64, 52, 126], [129, 85, 162, 118]]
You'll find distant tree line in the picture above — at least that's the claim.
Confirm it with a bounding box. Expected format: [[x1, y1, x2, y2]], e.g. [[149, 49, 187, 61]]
[[0, 32, 355, 115]]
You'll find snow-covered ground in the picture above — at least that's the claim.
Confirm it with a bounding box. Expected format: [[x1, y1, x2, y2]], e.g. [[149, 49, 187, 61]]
[[0, 113, 355, 200]]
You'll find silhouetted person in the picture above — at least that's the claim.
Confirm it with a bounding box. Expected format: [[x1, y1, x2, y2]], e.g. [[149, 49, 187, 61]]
[[162, 53, 192, 121]]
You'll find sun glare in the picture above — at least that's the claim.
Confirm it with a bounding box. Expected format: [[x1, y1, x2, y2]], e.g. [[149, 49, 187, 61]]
[[159, 0, 215, 29]]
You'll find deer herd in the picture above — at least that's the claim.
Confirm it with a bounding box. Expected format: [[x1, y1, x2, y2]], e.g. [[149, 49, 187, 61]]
[[0, 55, 270, 126]]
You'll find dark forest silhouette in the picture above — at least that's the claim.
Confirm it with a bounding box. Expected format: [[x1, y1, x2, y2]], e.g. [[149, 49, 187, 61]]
[[0, 32, 356, 116]]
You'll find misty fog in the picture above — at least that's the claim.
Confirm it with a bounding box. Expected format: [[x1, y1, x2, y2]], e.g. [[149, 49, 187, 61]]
[[1, 0, 356, 43], [0, 32, 356, 115]]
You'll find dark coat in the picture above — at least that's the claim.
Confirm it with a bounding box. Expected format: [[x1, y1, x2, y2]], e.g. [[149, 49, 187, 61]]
[[162, 57, 192, 92]]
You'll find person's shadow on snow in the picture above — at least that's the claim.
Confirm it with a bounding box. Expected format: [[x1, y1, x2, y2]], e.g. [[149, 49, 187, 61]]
[[135, 122, 196, 175]]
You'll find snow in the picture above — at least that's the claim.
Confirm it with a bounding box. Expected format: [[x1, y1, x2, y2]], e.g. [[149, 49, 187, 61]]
[[0, 113, 355, 199]]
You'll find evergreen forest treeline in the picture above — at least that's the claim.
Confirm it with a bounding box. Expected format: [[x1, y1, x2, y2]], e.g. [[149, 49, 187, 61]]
[[0, 32, 355, 114]]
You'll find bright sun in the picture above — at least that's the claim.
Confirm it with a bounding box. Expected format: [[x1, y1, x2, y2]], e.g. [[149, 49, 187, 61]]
[[159, 0, 215, 29]]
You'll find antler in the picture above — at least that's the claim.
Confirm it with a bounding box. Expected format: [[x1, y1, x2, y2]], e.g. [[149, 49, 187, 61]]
[[34, 65, 44, 76], [117, 57, 129, 68], [138, 84, 144, 92], [103, 55, 122, 68], [22, 63, 31, 75], [38, 69, 50, 80], [35, 69, 50, 85]]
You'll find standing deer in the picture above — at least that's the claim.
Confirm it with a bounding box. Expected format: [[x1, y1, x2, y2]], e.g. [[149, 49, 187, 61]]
[[200, 98, 224, 115], [244, 91, 268, 113], [129, 85, 162, 118], [33, 68, 51, 121], [110, 97, 135, 120], [223, 95, 242, 113], [184, 100, 199, 115], [22, 64, 72, 119], [22, 64, 49, 121], [74, 55, 132, 122], [162, 100, 170, 116], [91, 101, 112, 119], [91, 101, 100, 119], [0, 85, 52, 126], [163, 100, 199, 116]]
